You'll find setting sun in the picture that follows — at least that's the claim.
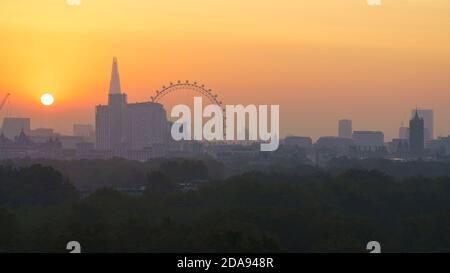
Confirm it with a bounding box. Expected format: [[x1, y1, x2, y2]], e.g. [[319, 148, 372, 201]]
[[40, 93, 54, 106]]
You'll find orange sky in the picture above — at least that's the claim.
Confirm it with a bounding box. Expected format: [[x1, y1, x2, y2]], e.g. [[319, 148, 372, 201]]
[[0, 0, 449, 140]]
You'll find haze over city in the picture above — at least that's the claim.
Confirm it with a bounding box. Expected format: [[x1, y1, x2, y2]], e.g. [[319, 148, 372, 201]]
[[2, 0, 450, 258], [0, 0, 449, 140]]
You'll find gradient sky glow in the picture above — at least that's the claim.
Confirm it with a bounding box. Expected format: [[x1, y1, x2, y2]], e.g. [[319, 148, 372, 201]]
[[0, 0, 449, 140]]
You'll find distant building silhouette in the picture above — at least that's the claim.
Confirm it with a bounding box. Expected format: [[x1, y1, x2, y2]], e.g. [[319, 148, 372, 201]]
[[411, 109, 433, 141], [282, 136, 314, 161], [338, 119, 352, 139], [1, 117, 31, 139], [314, 136, 354, 165], [73, 124, 95, 142], [352, 131, 384, 151], [409, 110, 425, 158], [428, 136, 450, 157], [283, 136, 313, 149], [128, 102, 168, 150], [0, 130, 63, 159], [315, 136, 353, 154], [399, 126, 409, 139], [388, 138, 409, 158], [96, 58, 168, 151], [30, 128, 56, 137], [109, 57, 122, 95]]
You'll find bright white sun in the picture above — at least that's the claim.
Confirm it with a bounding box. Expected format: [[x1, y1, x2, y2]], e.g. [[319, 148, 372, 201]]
[[40, 93, 55, 106]]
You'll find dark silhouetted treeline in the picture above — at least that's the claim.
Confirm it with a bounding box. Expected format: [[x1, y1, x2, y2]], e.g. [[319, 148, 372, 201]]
[[0, 164, 77, 207], [0, 160, 449, 253], [327, 157, 450, 178], [6, 156, 450, 191], [1, 157, 223, 190]]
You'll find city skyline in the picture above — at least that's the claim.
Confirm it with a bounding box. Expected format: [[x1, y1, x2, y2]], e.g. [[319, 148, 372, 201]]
[[1, 0, 450, 258], [0, 0, 449, 140], [0, 56, 445, 142]]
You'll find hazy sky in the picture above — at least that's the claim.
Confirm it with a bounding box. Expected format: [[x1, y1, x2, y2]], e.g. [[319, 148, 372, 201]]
[[0, 0, 449, 140]]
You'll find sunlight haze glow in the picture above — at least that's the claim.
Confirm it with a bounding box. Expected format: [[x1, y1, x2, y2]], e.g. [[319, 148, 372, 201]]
[[0, 0, 449, 139]]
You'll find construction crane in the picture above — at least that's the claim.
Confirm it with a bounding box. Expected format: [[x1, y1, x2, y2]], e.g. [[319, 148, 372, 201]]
[[0, 93, 10, 111]]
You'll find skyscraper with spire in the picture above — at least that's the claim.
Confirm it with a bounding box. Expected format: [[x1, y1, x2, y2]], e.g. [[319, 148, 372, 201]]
[[96, 58, 168, 151], [109, 57, 122, 94], [107, 58, 129, 149], [410, 109, 434, 142], [409, 109, 425, 158]]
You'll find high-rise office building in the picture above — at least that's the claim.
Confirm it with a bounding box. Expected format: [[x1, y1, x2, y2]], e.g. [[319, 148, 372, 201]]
[[128, 102, 168, 150], [96, 58, 168, 151], [411, 109, 433, 141], [96, 58, 129, 150], [1, 117, 31, 139], [409, 110, 425, 158], [338, 119, 352, 139]]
